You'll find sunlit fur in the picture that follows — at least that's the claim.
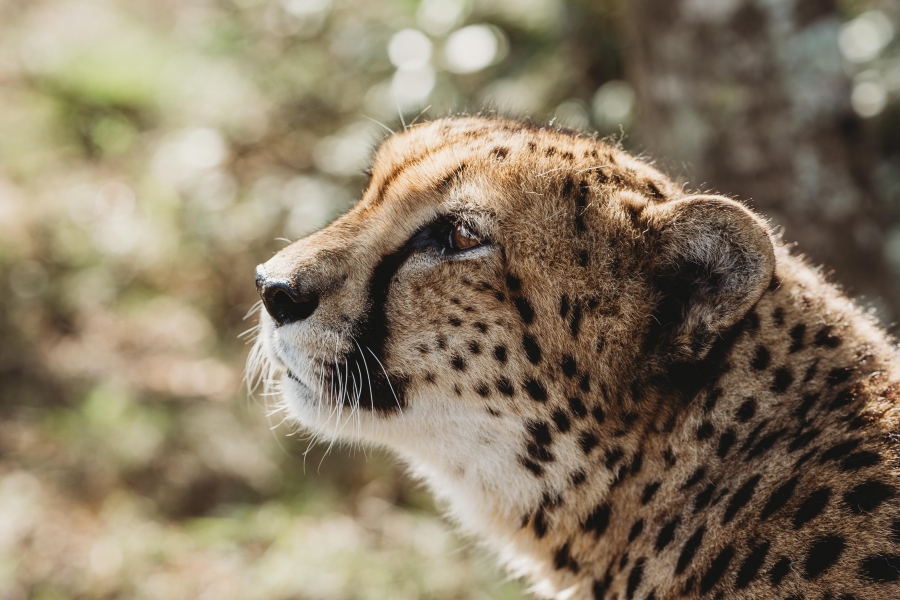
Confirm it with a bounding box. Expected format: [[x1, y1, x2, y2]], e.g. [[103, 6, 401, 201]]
[[249, 117, 900, 599]]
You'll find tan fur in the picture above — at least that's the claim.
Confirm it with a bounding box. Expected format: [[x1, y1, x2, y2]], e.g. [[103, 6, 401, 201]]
[[251, 117, 900, 599]]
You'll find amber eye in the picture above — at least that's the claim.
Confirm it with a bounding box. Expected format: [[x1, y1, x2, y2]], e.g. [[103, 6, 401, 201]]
[[449, 224, 482, 250]]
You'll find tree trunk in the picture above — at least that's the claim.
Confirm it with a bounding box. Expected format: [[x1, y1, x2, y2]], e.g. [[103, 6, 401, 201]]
[[619, 0, 896, 319]]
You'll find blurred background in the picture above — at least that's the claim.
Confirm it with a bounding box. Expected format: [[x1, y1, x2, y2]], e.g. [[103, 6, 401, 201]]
[[2, 0, 900, 598]]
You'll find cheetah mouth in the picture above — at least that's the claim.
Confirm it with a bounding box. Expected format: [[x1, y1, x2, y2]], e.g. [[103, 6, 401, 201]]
[[285, 368, 306, 387]]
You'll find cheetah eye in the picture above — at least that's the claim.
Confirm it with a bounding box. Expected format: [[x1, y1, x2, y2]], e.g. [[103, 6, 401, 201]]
[[449, 224, 482, 251]]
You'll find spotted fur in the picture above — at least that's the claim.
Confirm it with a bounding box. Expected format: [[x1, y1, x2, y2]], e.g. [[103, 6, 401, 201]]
[[250, 116, 900, 599]]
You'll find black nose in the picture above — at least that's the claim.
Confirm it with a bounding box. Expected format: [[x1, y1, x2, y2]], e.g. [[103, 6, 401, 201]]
[[256, 265, 320, 326]]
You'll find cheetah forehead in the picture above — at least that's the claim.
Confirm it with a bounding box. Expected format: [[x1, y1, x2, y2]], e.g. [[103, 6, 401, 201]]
[[362, 116, 681, 213]]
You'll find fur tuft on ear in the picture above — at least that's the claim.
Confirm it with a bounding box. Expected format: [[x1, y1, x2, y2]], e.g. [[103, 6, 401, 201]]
[[644, 195, 775, 359]]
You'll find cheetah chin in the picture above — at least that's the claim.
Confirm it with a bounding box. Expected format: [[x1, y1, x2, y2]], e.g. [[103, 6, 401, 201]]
[[249, 116, 900, 599]]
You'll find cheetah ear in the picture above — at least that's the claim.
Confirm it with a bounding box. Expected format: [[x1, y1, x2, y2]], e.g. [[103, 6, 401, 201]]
[[644, 195, 776, 356]]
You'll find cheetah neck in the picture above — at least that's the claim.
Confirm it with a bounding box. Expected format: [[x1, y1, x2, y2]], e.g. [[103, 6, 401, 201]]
[[400, 254, 900, 599]]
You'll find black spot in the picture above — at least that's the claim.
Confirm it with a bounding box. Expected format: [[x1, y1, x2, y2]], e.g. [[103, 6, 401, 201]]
[[553, 542, 579, 572], [681, 577, 695, 595], [819, 439, 861, 463], [533, 508, 547, 537], [771, 368, 794, 393], [474, 321, 488, 333], [493, 345, 507, 363], [723, 475, 761, 524], [568, 397, 587, 418], [468, 340, 481, 355], [794, 450, 816, 469], [789, 428, 821, 452], [642, 482, 661, 505], [772, 307, 785, 326], [578, 250, 589, 267], [527, 443, 553, 463], [494, 292, 506, 302], [655, 517, 680, 551], [570, 304, 583, 338], [571, 469, 586, 486], [829, 389, 855, 411], [579, 432, 599, 454], [769, 556, 791, 586], [739, 421, 768, 454], [751, 345, 771, 370], [524, 379, 547, 402], [584, 503, 611, 537], [892, 519, 900, 543], [699, 545, 735, 594], [490, 146, 509, 160], [841, 451, 881, 471], [629, 451, 644, 475], [697, 421, 715, 441], [604, 447, 624, 468], [545, 146, 556, 157], [561, 355, 577, 378], [795, 393, 819, 420], [647, 181, 665, 199], [579, 374, 591, 392], [628, 519, 644, 542], [760, 476, 799, 519], [515, 297, 535, 325], [746, 311, 760, 331], [552, 409, 571, 432], [449, 316, 465, 327], [737, 399, 757, 422], [746, 429, 785, 460], [591, 405, 605, 426], [789, 323, 806, 353], [527, 420, 552, 446], [682, 467, 706, 490], [519, 456, 543, 477], [592, 575, 611, 600], [793, 487, 831, 529], [437, 336, 447, 350], [474, 382, 490, 397], [843, 480, 896, 514], [814, 325, 842, 348], [496, 377, 514, 396], [827, 367, 854, 386], [663, 448, 677, 468], [626, 558, 645, 599], [717, 430, 736, 458], [735, 541, 771, 589], [506, 273, 521, 291], [523, 334, 542, 364], [804, 535, 846, 579], [675, 526, 705, 574], [451, 355, 466, 370], [694, 484, 716, 513], [559, 295, 570, 319], [859, 554, 900, 582]]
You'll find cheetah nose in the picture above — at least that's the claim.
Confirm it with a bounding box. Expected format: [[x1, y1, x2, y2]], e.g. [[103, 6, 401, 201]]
[[256, 264, 320, 326]]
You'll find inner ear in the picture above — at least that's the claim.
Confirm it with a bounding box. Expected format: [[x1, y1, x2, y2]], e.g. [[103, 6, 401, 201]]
[[643, 195, 775, 358]]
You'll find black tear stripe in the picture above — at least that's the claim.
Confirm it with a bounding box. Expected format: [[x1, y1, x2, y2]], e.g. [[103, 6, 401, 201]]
[[346, 219, 457, 412]]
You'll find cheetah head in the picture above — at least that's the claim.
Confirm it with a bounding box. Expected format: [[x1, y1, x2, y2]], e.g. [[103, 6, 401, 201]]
[[250, 116, 775, 514]]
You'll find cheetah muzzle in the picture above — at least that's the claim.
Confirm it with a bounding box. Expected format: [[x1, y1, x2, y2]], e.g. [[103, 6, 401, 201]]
[[249, 116, 900, 599]]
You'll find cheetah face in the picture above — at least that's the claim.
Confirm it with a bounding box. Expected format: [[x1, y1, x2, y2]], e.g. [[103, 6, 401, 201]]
[[250, 117, 774, 469]]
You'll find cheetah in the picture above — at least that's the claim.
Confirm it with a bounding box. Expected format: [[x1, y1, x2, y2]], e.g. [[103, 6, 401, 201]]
[[250, 116, 900, 599]]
